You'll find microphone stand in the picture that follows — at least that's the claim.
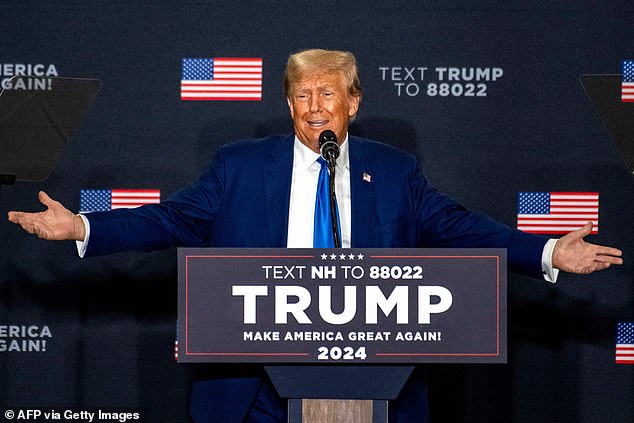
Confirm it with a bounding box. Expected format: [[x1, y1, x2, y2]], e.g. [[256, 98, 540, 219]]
[[326, 157, 341, 248], [319, 129, 341, 249]]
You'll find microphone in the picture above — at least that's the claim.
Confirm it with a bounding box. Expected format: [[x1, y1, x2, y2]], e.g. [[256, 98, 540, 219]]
[[317, 129, 341, 248], [319, 130, 339, 164]]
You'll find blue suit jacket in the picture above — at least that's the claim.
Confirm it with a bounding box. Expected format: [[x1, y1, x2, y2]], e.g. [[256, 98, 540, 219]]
[[84, 133, 547, 421]]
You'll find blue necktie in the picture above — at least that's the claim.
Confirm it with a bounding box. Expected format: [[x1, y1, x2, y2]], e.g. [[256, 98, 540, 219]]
[[313, 157, 340, 247]]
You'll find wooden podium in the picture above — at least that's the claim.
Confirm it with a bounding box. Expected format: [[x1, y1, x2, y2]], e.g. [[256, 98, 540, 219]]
[[265, 365, 412, 422], [177, 248, 507, 422]]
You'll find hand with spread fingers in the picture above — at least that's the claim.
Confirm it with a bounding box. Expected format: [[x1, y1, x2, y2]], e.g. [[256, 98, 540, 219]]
[[552, 222, 623, 274], [7, 191, 86, 241]]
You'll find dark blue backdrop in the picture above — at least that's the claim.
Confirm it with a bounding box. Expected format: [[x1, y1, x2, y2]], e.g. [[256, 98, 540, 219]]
[[1, 1, 632, 422]]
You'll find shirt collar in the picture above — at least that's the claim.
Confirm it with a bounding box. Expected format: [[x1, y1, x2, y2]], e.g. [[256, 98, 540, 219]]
[[293, 133, 349, 173]]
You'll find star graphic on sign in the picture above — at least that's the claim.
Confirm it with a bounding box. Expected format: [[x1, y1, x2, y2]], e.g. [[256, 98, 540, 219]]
[[330, 254, 337, 260], [357, 254, 364, 260], [321, 254, 328, 260], [348, 254, 355, 260], [339, 254, 347, 260]]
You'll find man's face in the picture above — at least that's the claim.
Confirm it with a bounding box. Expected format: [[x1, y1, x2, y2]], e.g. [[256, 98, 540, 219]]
[[287, 72, 360, 153]]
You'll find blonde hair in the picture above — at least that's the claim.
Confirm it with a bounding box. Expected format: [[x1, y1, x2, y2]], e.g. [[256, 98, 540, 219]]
[[283, 49, 363, 100]]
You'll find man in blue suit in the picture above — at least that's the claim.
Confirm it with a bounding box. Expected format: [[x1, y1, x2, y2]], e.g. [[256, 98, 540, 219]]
[[9, 49, 623, 422]]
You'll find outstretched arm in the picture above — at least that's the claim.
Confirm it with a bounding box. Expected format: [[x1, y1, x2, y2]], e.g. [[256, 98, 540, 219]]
[[552, 222, 623, 274], [7, 191, 86, 241]]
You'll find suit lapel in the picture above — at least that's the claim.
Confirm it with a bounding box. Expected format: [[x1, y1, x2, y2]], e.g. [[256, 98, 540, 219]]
[[263, 134, 294, 246], [349, 137, 377, 247]]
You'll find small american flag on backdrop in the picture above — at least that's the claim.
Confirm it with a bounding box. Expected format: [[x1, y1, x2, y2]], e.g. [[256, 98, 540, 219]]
[[517, 192, 599, 234], [174, 320, 179, 361], [181, 57, 263, 101], [616, 322, 634, 364], [80, 189, 160, 213], [622, 60, 634, 102]]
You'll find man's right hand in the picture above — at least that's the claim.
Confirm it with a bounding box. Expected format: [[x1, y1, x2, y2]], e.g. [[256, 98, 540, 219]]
[[8, 191, 86, 241]]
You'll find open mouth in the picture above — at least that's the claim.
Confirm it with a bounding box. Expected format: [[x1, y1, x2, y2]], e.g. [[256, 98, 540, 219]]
[[307, 119, 329, 128]]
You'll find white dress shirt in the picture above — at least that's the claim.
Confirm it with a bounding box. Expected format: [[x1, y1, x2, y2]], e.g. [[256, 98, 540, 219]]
[[286, 134, 351, 248]]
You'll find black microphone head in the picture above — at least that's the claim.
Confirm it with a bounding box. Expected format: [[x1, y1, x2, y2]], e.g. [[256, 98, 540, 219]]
[[319, 130, 337, 146], [319, 130, 339, 161]]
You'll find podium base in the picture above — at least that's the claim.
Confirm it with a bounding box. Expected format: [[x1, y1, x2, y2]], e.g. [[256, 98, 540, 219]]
[[288, 399, 387, 423]]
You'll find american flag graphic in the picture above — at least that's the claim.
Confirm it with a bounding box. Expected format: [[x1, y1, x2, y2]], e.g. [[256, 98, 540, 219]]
[[622, 60, 634, 102], [181, 57, 263, 101], [616, 322, 634, 364], [175, 320, 179, 361], [80, 189, 160, 212], [517, 192, 599, 234]]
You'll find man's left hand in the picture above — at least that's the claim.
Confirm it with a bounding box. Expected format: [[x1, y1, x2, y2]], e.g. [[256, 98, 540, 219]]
[[552, 222, 623, 274]]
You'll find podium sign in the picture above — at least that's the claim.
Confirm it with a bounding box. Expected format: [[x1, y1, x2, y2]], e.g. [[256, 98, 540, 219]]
[[177, 248, 506, 364]]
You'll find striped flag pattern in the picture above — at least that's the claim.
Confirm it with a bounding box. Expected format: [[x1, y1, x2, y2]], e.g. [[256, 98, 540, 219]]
[[616, 322, 634, 364], [622, 60, 634, 102], [517, 192, 599, 234], [181, 57, 263, 101], [80, 189, 160, 212]]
